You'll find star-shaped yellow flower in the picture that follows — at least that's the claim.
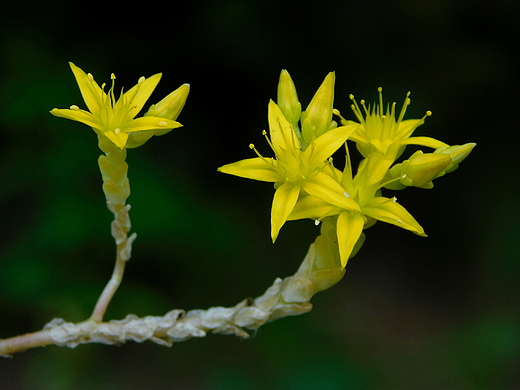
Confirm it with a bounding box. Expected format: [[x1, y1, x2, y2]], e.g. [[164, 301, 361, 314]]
[[289, 146, 427, 268], [50, 62, 186, 149], [218, 71, 359, 242], [335, 88, 448, 161], [219, 100, 358, 242]]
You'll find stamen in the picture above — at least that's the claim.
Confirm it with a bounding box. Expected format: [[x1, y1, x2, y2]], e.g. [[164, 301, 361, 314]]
[[360, 100, 368, 115], [249, 143, 270, 164], [378, 87, 383, 117], [315, 220, 321, 226], [276, 117, 298, 152], [108, 75, 117, 108], [252, 143, 276, 169], [87, 73, 94, 82], [333, 109, 348, 126], [344, 191, 351, 198], [344, 141, 352, 175], [262, 130, 276, 154], [349, 95, 364, 123], [326, 157, 341, 183], [396, 92, 411, 125], [392, 196, 397, 203], [158, 121, 168, 126], [138, 76, 145, 84], [114, 128, 121, 134], [70, 105, 80, 111]]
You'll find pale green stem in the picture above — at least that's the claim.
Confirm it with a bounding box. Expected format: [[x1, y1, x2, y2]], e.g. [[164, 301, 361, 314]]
[[90, 139, 133, 322], [90, 249, 127, 322], [0, 241, 344, 356]]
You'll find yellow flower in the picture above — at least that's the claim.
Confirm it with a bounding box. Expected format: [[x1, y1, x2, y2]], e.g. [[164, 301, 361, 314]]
[[289, 146, 427, 268], [50, 62, 186, 149], [335, 88, 447, 161], [218, 71, 358, 242]]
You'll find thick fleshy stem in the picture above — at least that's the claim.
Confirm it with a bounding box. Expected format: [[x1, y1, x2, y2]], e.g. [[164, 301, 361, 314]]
[[0, 240, 345, 356], [90, 137, 135, 322]]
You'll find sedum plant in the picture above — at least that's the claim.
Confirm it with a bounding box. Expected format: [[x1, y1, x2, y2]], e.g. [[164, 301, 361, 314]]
[[0, 64, 474, 356]]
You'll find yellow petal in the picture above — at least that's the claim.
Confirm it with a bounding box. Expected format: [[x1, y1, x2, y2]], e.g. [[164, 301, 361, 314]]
[[271, 182, 300, 242], [336, 211, 365, 268], [304, 123, 357, 169], [303, 172, 361, 211], [124, 73, 162, 117], [360, 150, 394, 188], [104, 130, 129, 149], [288, 195, 342, 221], [50, 108, 101, 130], [363, 197, 426, 236], [395, 118, 425, 139], [268, 100, 298, 156], [122, 117, 182, 133], [69, 62, 104, 116], [402, 136, 448, 149], [218, 158, 282, 182]]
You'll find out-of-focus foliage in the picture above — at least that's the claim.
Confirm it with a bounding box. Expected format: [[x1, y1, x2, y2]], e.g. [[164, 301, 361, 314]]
[[1, 0, 519, 388]]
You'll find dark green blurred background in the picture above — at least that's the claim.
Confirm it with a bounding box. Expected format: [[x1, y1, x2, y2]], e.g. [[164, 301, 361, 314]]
[[1, 0, 518, 389]]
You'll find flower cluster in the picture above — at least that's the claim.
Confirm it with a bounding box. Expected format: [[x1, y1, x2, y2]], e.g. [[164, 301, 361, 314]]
[[219, 72, 475, 269]]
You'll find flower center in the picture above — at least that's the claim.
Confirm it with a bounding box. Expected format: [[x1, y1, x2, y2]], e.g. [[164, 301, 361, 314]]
[[250, 129, 306, 183]]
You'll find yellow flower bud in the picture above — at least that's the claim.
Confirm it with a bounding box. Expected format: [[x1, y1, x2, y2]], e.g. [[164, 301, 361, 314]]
[[300, 72, 335, 146], [434, 142, 476, 174], [145, 83, 190, 122], [398, 150, 452, 188], [277, 69, 301, 126]]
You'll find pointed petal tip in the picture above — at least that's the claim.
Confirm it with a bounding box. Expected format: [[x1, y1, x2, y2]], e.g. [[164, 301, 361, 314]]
[[270, 226, 280, 243]]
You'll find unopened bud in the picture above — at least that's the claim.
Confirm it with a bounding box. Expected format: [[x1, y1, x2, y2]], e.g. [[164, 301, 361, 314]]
[[146, 83, 190, 121], [434, 142, 476, 174], [300, 72, 335, 143], [277, 70, 301, 126]]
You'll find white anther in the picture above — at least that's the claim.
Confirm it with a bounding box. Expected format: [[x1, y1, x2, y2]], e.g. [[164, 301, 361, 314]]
[[344, 191, 350, 198], [315, 220, 321, 226], [158, 121, 168, 126], [138, 76, 145, 84], [114, 128, 121, 134], [392, 196, 397, 203], [70, 105, 80, 111]]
